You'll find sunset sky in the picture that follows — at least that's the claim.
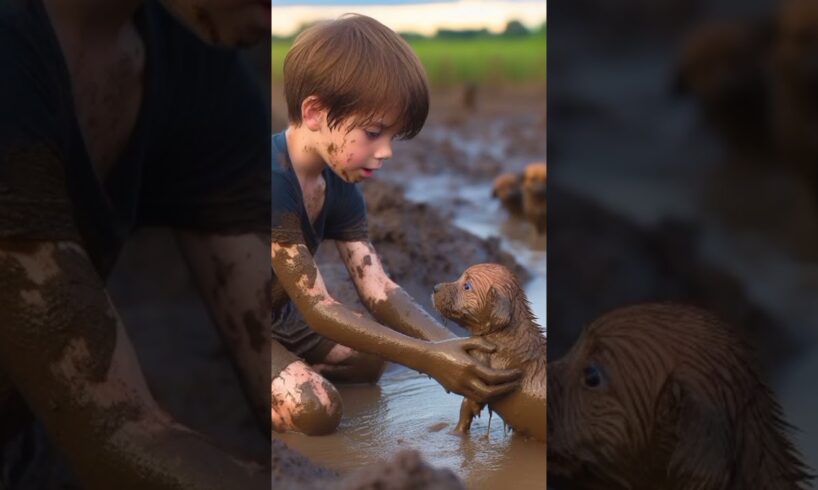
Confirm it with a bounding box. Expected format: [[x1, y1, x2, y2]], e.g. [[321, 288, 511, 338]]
[[271, 0, 547, 37]]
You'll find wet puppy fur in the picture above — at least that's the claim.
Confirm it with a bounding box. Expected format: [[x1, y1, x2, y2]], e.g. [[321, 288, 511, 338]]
[[433, 263, 546, 442], [548, 303, 812, 490], [522, 162, 547, 234]]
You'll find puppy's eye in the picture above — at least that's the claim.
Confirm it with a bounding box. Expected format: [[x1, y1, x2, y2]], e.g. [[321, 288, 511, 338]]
[[582, 364, 605, 389], [463, 281, 472, 291]]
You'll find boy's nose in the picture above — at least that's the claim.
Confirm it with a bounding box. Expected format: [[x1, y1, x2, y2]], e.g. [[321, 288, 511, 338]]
[[374, 143, 392, 162]]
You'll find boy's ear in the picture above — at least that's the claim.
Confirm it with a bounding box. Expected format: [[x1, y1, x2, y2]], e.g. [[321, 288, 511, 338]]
[[301, 95, 325, 132]]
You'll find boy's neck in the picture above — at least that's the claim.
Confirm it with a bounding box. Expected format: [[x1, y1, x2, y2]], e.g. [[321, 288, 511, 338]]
[[285, 125, 327, 181]]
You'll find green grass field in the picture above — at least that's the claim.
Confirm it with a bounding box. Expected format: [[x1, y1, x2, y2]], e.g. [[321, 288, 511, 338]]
[[272, 33, 546, 87]]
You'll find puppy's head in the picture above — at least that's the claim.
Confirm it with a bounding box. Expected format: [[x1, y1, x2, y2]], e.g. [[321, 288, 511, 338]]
[[491, 173, 522, 201], [523, 162, 547, 186], [548, 303, 809, 488], [432, 263, 521, 335], [522, 162, 547, 200]]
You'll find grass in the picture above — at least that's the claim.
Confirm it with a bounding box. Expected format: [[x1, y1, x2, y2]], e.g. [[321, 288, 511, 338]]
[[272, 33, 546, 87]]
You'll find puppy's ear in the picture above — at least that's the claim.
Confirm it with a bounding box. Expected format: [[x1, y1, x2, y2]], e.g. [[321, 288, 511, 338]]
[[657, 376, 734, 489], [485, 286, 512, 330]]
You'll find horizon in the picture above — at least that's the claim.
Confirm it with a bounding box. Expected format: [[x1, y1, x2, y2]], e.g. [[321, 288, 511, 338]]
[[270, 0, 547, 37]]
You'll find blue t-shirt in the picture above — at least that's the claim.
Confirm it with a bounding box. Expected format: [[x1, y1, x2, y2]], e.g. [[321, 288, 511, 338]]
[[0, 0, 270, 277], [270, 130, 369, 312], [270, 130, 368, 255]]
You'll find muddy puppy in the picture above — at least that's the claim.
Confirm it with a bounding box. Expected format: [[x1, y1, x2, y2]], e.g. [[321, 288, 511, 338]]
[[491, 172, 524, 218], [522, 162, 547, 234], [548, 303, 811, 490], [433, 263, 546, 442]]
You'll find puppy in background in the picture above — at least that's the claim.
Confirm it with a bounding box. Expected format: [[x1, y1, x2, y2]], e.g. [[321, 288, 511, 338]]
[[522, 162, 547, 235], [491, 172, 524, 218], [548, 303, 811, 489], [433, 263, 546, 442]]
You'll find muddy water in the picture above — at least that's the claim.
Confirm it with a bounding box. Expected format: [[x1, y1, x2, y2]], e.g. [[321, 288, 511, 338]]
[[403, 175, 547, 328], [277, 365, 546, 489]]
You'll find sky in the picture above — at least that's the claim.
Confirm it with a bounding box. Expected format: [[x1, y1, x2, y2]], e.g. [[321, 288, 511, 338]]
[[271, 0, 547, 37]]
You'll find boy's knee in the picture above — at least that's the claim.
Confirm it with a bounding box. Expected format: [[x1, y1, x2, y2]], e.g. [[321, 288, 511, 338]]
[[272, 361, 343, 436], [291, 378, 342, 436]]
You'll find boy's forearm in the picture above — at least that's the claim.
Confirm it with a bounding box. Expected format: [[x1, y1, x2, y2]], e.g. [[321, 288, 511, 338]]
[[304, 298, 433, 368], [0, 241, 269, 490], [365, 286, 454, 342]]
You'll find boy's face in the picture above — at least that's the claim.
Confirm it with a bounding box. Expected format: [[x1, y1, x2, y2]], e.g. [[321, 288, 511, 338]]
[[318, 111, 401, 184], [159, 0, 270, 47]]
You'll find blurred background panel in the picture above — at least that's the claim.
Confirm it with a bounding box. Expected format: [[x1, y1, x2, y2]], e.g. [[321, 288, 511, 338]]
[[548, 0, 817, 487]]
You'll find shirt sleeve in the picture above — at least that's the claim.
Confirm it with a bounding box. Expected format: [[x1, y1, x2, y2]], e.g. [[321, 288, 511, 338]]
[[270, 169, 307, 245], [0, 29, 80, 243], [324, 180, 369, 242]]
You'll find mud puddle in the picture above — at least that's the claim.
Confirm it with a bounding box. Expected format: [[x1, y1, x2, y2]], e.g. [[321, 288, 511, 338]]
[[277, 365, 547, 489]]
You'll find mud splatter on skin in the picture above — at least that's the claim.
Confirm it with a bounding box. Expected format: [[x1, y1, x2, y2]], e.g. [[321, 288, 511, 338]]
[[210, 255, 236, 299], [0, 243, 117, 383], [273, 244, 319, 294], [324, 138, 352, 182], [270, 361, 341, 436], [242, 312, 266, 353], [65, 21, 144, 180]]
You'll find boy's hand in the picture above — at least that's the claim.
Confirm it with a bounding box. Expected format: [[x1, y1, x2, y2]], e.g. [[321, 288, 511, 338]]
[[424, 337, 521, 403]]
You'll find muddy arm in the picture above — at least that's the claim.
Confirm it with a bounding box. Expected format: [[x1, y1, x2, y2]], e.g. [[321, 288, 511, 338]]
[[174, 231, 272, 434], [335, 240, 454, 342], [0, 240, 268, 490], [272, 241, 432, 366], [272, 242, 521, 402]]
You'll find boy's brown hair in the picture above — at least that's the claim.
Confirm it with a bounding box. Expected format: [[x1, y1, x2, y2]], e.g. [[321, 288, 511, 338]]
[[283, 14, 429, 139]]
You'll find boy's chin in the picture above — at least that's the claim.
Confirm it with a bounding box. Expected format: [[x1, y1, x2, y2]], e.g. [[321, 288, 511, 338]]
[[329, 167, 365, 184]]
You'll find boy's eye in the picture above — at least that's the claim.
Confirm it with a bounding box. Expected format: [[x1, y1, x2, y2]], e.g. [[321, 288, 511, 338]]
[[365, 130, 381, 139], [463, 282, 472, 291]]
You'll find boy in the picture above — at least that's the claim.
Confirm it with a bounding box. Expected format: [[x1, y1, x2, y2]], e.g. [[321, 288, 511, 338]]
[[0, 0, 274, 488], [271, 14, 522, 435]]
